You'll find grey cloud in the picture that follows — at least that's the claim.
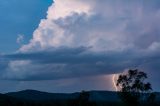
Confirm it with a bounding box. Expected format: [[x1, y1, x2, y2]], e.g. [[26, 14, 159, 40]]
[[0, 46, 159, 81]]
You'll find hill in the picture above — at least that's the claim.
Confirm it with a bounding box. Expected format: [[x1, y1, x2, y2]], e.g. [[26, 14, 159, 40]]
[[6, 89, 79, 101], [0, 90, 157, 106], [6, 90, 120, 102]]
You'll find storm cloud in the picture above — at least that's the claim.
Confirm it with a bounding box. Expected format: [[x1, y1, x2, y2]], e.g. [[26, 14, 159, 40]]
[[0, 46, 159, 82], [0, 0, 160, 91]]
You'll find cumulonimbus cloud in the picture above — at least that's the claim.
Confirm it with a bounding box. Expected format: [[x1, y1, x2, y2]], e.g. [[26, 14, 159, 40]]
[[20, 0, 160, 52], [1, 0, 160, 84]]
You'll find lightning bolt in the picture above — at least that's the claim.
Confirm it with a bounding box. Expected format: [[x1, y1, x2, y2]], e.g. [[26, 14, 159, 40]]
[[112, 74, 118, 91]]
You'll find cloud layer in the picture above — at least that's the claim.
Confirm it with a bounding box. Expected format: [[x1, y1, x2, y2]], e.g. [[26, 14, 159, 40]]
[[0, 0, 160, 91]]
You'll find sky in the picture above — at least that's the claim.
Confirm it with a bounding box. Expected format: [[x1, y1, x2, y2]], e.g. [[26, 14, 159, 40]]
[[0, 0, 52, 53], [0, 0, 160, 93]]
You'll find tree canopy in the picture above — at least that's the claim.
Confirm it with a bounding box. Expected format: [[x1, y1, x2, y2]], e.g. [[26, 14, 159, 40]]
[[116, 69, 156, 106]]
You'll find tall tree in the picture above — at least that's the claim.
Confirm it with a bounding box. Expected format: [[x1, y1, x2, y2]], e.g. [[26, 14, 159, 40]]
[[116, 69, 155, 106]]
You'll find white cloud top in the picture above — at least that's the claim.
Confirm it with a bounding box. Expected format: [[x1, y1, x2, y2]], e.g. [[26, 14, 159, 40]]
[[20, 0, 160, 53]]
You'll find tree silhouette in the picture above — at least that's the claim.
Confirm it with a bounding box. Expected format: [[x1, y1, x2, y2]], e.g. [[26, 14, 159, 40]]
[[116, 69, 155, 106]]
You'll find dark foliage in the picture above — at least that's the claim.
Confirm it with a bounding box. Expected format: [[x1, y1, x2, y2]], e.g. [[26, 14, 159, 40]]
[[116, 69, 156, 106]]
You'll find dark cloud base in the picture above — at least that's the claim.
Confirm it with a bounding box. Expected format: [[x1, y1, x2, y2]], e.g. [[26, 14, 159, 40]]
[[0, 47, 159, 81]]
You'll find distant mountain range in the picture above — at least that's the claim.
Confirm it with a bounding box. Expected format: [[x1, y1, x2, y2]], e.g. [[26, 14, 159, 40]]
[[6, 90, 121, 102], [0, 90, 159, 106]]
